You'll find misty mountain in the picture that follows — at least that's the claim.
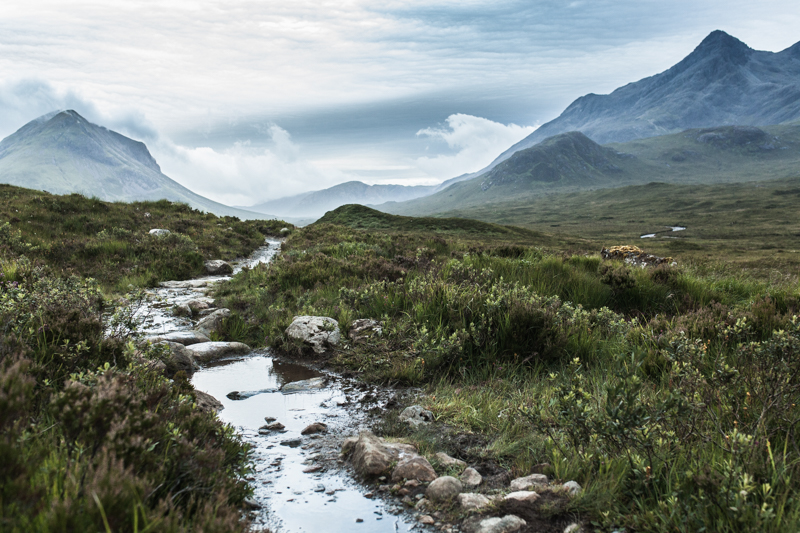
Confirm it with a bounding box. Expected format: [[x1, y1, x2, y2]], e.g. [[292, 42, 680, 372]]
[[380, 122, 800, 217], [244, 180, 435, 218], [0, 110, 274, 220], [438, 30, 800, 190]]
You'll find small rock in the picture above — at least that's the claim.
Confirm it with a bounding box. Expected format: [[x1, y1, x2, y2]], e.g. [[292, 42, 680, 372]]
[[399, 405, 434, 427], [460, 467, 482, 487], [364, 492, 374, 498], [285, 316, 341, 354], [259, 422, 284, 431], [426, 476, 462, 502], [415, 498, 427, 509], [204, 260, 233, 275], [193, 390, 223, 413], [341, 436, 359, 456], [419, 515, 435, 525], [350, 431, 417, 477], [398, 488, 410, 496], [472, 515, 526, 533], [243, 497, 260, 509], [457, 492, 491, 510], [281, 377, 327, 393], [355, 518, 363, 523], [145, 330, 211, 346], [264, 416, 277, 423], [186, 299, 211, 314], [301, 422, 328, 435], [392, 455, 437, 482], [149, 228, 170, 236], [195, 308, 232, 336], [313, 484, 325, 492], [564, 524, 582, 533], [173, 303, 192, 317], [504, 491, 540, 504], [562, 480, 582, 496], [303, 465, 323, 473], [509, 473, 548, 491], [435, 452, 467, 470], [404, 479, 421, 488], [280, 438, 302, 447]]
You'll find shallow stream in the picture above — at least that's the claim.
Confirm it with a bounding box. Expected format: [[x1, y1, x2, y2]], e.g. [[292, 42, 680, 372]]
[[139, 239, 419, 532]]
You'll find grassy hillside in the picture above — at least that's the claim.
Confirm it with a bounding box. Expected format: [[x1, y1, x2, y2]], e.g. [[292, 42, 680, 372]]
[[216, 206, 800, 532], [0, 184, 289, 291], [383, 123, 800, 217]]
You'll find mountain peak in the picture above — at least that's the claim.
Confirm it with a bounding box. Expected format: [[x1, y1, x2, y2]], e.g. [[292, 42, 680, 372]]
[[692, 30, 751, 59]]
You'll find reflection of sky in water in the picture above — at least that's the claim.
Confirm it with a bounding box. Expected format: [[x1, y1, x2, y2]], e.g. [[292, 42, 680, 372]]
[[193, 355, 418, 533]]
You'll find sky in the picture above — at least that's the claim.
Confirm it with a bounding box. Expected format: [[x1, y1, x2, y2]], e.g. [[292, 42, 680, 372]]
[[0, 1, 798, 206]]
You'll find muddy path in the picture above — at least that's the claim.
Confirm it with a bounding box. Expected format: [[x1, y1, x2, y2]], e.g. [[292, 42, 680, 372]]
[[138, 239, 421, 532]]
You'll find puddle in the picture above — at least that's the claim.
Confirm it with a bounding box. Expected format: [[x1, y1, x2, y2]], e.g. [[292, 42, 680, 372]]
[[135, 237, 419, 532], [669, 226, 686, 232], [193, 355, 417, 532], [640, 226, 687, 239], [640, 233, 656, 239]]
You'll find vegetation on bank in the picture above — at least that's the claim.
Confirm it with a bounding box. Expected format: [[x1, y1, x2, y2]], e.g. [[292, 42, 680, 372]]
[[0, 188, 294, 532], [217, 205, 800, 532], [0, 184, 288, 291]]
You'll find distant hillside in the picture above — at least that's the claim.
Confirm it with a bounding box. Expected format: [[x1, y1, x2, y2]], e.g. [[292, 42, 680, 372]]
[[381, 123, 800, 216], [244, 180, 435, 218], [0, 110, 274, 220], [439, 30, 800, 188]]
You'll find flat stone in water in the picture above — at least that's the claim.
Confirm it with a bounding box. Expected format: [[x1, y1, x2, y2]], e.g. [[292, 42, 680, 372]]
[[281, 376, 326, 393], [280, 438, 303, 448]]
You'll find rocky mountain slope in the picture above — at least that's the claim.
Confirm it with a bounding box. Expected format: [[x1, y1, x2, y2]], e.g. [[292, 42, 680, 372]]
[[0, 110, 273, 219]]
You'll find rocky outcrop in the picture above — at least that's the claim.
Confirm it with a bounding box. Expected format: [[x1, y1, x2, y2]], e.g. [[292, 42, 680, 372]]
[[399, 405, 434, 427], [204, 260, 233, 275], [285, 316, 341, 354], [601, 245, 672, 267], [185, 341, 250, 363]]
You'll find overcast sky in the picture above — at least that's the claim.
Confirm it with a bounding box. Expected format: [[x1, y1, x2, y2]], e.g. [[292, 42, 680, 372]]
[[0, 1, 798, 205]]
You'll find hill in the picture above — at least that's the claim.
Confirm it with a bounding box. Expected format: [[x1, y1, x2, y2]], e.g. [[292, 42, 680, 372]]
[[439, 30, 800, 188], [0, 110, 274, 220], [380, 122, 800, 216], [244, 180, 435, 218]]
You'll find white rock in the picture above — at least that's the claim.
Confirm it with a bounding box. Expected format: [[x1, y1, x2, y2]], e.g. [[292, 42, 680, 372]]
[[145, 330, 211, 346], [184, 341, 250, 362], [509, 473, 548, 491], [504, 491, 540, 504], [285, 316, 341, 354], [564, 524, 582, 533], [149, 228, 170, 236], [399, 405, 434, 427], [472, 515, 526, 533], [457, 493, 491, 510], [281, 377, 327, 393], [461, 467, 482, 487], [204, 260, 233, 275], [195, 308, 231, 335], [562, 480, 582, 496], [435, 452, 467, 470]]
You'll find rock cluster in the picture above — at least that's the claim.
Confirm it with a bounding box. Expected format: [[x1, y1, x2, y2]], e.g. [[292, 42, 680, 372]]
[[285, 316, 342, 354], [601, 245, 672, 267]]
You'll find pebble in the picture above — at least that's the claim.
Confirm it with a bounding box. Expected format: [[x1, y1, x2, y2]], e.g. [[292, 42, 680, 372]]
[[419, 515, 435, 525]]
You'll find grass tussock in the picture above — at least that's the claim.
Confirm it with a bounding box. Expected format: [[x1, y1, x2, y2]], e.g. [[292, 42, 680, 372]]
[[217, 211, 800, 531]]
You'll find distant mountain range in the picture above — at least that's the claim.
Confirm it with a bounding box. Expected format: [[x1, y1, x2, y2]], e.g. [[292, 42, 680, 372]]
[[242, 181, 435, 218], [0, 111, 274, 220], [380, 122, 800, 216]]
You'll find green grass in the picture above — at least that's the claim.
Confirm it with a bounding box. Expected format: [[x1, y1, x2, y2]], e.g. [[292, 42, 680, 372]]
[[0, 184, 290, 291], [216, 206, 800, 531]]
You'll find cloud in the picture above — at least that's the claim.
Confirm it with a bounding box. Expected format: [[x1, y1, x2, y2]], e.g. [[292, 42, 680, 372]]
[[414, 114, 537, 178], [149, 126, 351, 206]]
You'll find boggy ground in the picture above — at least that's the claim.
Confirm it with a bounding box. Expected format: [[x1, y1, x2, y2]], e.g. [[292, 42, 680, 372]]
[[216, 205, 800, 532]]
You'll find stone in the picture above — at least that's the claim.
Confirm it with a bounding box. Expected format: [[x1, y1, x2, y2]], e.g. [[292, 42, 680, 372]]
[[341, 436, 359, 456], [564, 524, 581, 533], [509, 473, 548, 491], [350, 431, 417, 477], [399, 405, 434, 427], [259, 422, 285, 431], [391, 456, 437, 482], [435, 452, 467, 470], [504, 491, 540, 504], [195, 308, 231, 336], [562, 480, 582, 495], [301, 422, 328, 435], [285, 316, 342, 354], [425, 476, 462, 502], [461, 467, 482, 487], [281, 377, 326, 393], [348, 318, 382, 343], [159, 341, 196, 378], [186, 299, 211, 314], [457, 493, 491, 510], [280, 438, 302, 447], [204, 260, 233, 276], [280, 227, 290, 235], [185, 341, 250, 363], [404, 479, 420, 488], [471, 515, 526, 533], [419, 515, 435, 525], [145, 330, 211, 346], [173, 303, 192, 317], [149, 228, 170, 236], [194, 390, 223, 413]]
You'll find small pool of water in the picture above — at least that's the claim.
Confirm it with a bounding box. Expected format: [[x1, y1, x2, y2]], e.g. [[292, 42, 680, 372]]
[[193, 355, 417, 532]]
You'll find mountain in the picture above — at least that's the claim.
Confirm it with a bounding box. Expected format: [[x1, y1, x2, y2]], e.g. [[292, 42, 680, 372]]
[[379, 122, 800, 216], [244, 180, 435, 218], [437, 30, 800, 190], [0, 110, 274, 220]]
